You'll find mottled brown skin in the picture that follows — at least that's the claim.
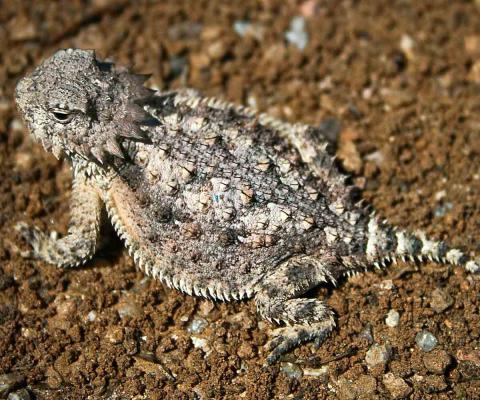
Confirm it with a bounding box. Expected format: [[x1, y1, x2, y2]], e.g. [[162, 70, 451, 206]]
[[15, 49, 480, 363]]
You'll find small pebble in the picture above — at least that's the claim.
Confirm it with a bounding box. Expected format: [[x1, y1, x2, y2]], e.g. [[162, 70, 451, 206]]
[[376, 279, 395, 291], [7, 14, 37, 42], [430, 288, 453, 313], [55, 298, 77, 319], [365, 150, 385, 166], [133, 353, 175, 381], [300, 0, 319, 18], [233, 20, 250, 37], [338, 141, 362, 174], [359, 324, 374, 344], [433, 202, 453, 218], [415, 330, 438, 352], [383, 373, 412, 399], [365, 343, 392, 368], [291, 15, 305, 31], [191, 336, 210, 354], [105, 326, 124, 344], [14, 152, 34, 171], [246, 95, 258, 109], [285, 16, 309, 50], [362, 87, 374, 99], [400, 34, 415, 59], [233, 21, 264, 40], [423, 350, 452, 374], [199, 301, 215, 316], [385, 309, 400, 327], [457, 348, 480, 366], [86, 310, 97, 322], [236, 342, 255, 359], [237, 360, 248, 374], [207, 40, 228, 60], [380, 88, 414, 109], [354, 375, 377, 395], [434, 190, 446, 201], [280, 362, 303, 379], [421, 375, 448, 393], [303, 365, 329, 377], [187, 316, 208, 334], [9, 119, 24, 132], [335, 377, 356, 400], [116, 301, 142, 319]]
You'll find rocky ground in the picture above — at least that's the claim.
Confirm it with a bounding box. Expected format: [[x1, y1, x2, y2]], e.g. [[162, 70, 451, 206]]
[[0, 1, 480, 399]]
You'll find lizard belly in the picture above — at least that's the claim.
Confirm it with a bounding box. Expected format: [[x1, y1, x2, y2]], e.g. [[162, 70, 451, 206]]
[[105, 176, 263, 301]]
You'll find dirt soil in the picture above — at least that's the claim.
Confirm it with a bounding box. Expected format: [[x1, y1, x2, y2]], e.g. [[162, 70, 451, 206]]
[[1, 0, 480, 399]]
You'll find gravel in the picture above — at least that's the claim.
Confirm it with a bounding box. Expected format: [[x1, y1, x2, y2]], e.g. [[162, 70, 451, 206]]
[[365, 343, 393, 368], [359, 323, 374, 344], [233, 21, 250, 37], [383, 373, 413, 399], [421, 375, 448, 393], [86, 310, 97, 322], [191, 336, 210, 354], [430, 288, 454, 313], [187, 316, 208, 334], [385, 309, 400, 327], [433, 202, 453, 218], [284, 16, 308, 50], [423, 350, 452, 374], [415, 331, 438, 352]]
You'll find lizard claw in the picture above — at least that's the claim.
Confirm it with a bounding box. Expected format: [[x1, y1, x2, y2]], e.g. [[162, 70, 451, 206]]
[[15, 222, 48, 259], [266, 326, 311, 364], [265, 321, 334, 364]]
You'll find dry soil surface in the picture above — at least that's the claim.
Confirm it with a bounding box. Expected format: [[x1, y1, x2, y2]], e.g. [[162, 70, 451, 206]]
[[0, 1, 479, 399]]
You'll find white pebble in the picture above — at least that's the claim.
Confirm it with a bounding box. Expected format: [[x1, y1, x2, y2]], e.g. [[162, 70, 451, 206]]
[[86, 310, 97, 322], [400, 34, 415, 53], [285, 16, 309, 50], [385, 309, 400, 327], [191, 336, 210, 354], [187, 316, 208, 334], [233, 20, 250, 37], [415, 331, 438, 352]]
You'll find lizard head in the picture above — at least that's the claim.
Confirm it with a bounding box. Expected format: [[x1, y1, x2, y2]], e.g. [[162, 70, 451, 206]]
[[15, 48, 155, 165]]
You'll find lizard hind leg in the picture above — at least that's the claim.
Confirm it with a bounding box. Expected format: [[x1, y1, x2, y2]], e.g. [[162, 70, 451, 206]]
[[254, 255, 338, 364]]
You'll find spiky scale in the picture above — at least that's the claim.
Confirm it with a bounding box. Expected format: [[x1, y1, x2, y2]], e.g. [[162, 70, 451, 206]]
[[105, 138, 125, 159]]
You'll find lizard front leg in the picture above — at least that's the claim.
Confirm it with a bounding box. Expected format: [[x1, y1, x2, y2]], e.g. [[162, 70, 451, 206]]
[[16, 175, 103, 268]]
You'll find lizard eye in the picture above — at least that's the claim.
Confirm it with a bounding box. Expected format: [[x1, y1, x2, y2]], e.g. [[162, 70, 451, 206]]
[[50, 108, 74, 124]]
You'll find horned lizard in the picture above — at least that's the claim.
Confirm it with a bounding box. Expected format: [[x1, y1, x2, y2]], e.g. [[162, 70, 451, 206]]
[[14, 49, 480, 363]]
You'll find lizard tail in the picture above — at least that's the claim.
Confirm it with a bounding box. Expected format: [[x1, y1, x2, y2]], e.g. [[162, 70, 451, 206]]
[[365, 216, 480, 274]]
